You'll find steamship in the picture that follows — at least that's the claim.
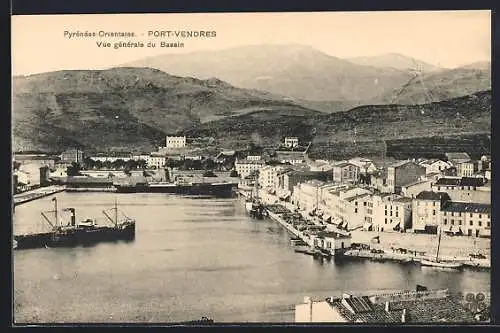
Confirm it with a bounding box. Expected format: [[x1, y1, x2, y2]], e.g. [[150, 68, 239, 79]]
[[13, 197, 135, 250], [113, 178, 237, 197]]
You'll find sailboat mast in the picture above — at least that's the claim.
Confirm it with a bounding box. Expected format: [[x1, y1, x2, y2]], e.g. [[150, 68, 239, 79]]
[[436, 227, 442, 262], [54, 198, 58, 227], [114, 197, 118, 226]]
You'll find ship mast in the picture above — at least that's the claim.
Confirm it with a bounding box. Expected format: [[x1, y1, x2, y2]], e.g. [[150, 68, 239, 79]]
[[115, 197, 118, 225], [435, 226, 442, 262], [53, 197, 58, 227]]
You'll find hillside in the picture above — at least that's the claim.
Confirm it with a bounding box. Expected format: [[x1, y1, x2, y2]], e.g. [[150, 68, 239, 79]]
[[380, 65, 491, 105], [12, 67, 318, 152], [346, 53, 439, 72], [124, 44, 414, 102], [184, 90, 491, 159]]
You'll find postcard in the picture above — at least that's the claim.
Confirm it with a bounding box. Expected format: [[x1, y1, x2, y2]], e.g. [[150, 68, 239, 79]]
[[11, 11, 491, 324]]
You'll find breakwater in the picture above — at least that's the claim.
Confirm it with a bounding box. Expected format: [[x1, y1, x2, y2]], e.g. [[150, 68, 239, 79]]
[[13, 185, 66, 206]]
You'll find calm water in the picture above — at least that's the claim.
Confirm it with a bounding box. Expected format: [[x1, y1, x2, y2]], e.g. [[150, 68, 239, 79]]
[[13, 192, 490, 323]]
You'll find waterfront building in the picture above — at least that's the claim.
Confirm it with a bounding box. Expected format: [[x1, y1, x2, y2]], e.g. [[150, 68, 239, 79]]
[[17, 163, 44, 186], [320, 186, 373, 230], [131, 153, 150, 161], [332, 162, 360, 184], [401, 179, 433, 198], [284, 137, 299, 148], [445, 152, 471, 165], [440, 202, 491, 237], [419, 159, 452, 175], [412, 191, 451, 233], [275, 168, 327, 201], [431, 177, 490, 204], [165, 136, 186, 149], [60, 149, 84, 164], [292, 180, 328, 213], [295, 288, 479, 323], [371, 194, 412, 232], [386, 161, 426, 194], [234, 158, 266, 179], [311, 231, 352, 254], [348, 157, 377, 175], [456, 160, 478, 178], [259, 165, 285, 194], [146, 154, 167, 169]]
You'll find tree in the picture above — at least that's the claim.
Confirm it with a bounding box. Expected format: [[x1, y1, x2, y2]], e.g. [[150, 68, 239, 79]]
[[67, 162, 83, 176], [229, 170, 239, 177], [202, 158, 215, 170]]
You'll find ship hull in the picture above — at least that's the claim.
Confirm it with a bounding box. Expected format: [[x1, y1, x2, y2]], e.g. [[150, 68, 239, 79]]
[[14, 224, 135, 250], [115, 183, 236, 197], [420, 259, 463, 269]]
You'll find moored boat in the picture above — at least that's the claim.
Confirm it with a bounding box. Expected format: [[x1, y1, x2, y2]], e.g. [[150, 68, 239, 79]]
[[420, 259, 463, 269], [14, 198, 135, 250]]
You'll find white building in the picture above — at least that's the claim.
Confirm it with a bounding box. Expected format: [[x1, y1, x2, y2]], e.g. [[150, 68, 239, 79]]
[[89, 154, 134, 163], [166, 136, 186, 149], [258, 165, 286, 194], [246, 155, 262, 161], [440, 202, 491, 237], [419, 159, 452, 175], [371, 194, 412, 232], [147, 155, 167, 169], [412, 191, 451, 233], [348, 157, 378, 175], [234, 158, 266, 178], [284, 137, 299, 148]]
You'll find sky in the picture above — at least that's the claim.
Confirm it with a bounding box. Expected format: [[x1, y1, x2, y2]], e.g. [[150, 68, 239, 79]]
[[12, 10, 491, 76]]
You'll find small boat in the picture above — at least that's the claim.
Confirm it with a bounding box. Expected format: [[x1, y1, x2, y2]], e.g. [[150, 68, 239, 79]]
[[420, 226, 463, 269], [421, 259, 463, 269]]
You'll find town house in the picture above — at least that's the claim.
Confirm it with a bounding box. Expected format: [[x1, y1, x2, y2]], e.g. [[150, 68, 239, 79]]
[[412, 191, 451, 233], [386, 161, 426, 194], [440, 202, 491, 238], [332, 162, 360, 184], [371, 194, 412, 232], [431, 177, 490, 204]]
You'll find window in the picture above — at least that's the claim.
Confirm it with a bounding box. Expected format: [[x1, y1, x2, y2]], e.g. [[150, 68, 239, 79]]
[[487, 222, 490, 227], [444, 212, 447, 216], [437, 186, 441, 191], [470, 221, 473, 226], [390, 211, 392, 217], [451, 219, 455, 225], [385, 205, 387, 209], [385, 210, 387, 216], [433, 202, 436, 207], [433, 210, 436, 216], [363, 202, 367, 206], [396, 211, 399, 217], [355, 208, 358, 213], [355, 201, 358, 206], [459, 221, 462, 225], [479, 214, 482, 218], [478, 221, 482, 227], [444, 219, 447, 225], [385, 218, 387, 224], [470, 213, 473, 218], [451, 212, 454, 217]]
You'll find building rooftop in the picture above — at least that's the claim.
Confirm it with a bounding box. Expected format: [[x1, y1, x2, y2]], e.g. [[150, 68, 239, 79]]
[[235, 159, 266, 165], [445, 152, 471, 161], [441, 202, 491, 214], [335, 162, 357, 168], [325, 289, 479, 323], [389, 160, 413, 168], [434, 177, 485, 187], [415, 191, 451, 201], [403, 179, 431, 188]]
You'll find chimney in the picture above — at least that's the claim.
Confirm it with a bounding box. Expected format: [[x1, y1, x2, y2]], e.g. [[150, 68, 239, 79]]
[[385, 301, 390, 312], [401, 309, 407, 323]]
